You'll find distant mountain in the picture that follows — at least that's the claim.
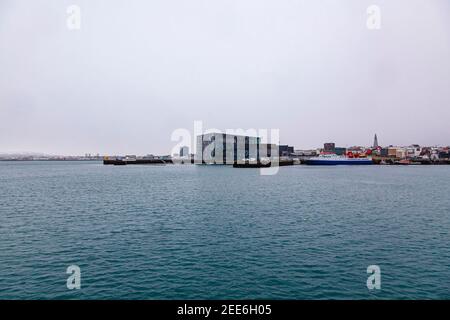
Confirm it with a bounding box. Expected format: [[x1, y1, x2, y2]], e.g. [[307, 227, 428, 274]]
[[0, 152, 66, 159], [0, 152, 54, 157]]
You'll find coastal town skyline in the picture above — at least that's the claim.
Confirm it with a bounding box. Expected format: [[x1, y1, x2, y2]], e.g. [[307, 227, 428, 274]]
[[1, 132, 448, 160], [2, 138, 450, 157]]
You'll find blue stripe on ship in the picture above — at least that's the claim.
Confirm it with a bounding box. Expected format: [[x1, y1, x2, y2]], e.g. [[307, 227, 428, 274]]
[[305, 159, 373, 165]]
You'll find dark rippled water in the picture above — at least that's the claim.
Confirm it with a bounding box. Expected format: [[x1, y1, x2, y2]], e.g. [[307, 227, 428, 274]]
[[0, 161, 449, 299]]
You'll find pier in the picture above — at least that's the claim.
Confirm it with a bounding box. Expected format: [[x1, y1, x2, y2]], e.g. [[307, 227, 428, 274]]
[[103, 158, 172, 165]]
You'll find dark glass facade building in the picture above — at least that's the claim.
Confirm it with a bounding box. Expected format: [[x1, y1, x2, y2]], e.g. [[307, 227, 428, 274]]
[[196, 133, 276, 164]]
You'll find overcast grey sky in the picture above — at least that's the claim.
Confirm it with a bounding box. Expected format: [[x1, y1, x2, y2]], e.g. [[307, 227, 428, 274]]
[[1, 0, 449, 155]]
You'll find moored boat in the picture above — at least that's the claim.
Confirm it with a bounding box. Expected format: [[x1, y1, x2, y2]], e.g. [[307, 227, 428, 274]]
[[305, 154, 373, 165]]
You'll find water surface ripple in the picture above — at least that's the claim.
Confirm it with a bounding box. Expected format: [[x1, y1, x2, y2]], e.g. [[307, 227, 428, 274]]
[[0, 162, 449, 299]]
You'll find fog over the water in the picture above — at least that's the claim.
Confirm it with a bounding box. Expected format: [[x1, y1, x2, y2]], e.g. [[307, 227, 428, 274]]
[[0, 0, 449, 155]]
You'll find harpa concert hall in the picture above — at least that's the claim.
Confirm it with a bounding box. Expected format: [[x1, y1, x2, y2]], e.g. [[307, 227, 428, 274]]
[[195, 132, 278, 164]]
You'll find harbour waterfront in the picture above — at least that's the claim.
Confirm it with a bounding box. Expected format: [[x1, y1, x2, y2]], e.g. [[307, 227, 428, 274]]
[[0, 161, 449, 299]]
